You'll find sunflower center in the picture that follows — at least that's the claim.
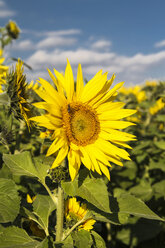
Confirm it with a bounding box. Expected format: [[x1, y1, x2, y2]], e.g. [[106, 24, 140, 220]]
[[62, 102, 100, 146]]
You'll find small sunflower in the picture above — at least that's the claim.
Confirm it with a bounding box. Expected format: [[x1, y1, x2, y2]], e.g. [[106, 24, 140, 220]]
[[119, 85, 146, 103], [31, 60, 136, 180], [6, 20, 20, 39], [149, 98, 165, 115], [7, 59, 33, 129], [65, 197, 96, 231], [0, 49, 9, 93]]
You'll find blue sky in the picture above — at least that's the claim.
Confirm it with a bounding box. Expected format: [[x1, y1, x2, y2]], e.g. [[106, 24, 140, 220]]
[[1, 0, 165, 85]]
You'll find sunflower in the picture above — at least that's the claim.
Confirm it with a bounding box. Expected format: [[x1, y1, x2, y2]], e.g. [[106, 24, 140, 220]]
[[0, 49, 8, 93], [7, 59, 33, 129], [65, 197, 96, 231], [6, 20, 20, 39], [149, 98, 165, 115], [31, 60, 136, 180]]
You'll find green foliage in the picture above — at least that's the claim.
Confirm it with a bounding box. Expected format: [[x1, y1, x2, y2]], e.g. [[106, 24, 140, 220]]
[[109, 81, 165, 247], [62, 169, 110, 213], [0, 178, 20, 223], [32, 194, 56, 235], [0, 226, 40, 248]]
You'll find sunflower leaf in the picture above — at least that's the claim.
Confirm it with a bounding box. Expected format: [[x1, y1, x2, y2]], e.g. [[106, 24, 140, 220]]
[[3, 152, 49, 183], [112, 192, 163, 221], [62, 169, 110, 213], [3, 152, 38, 177], [91, 231, 106, 248], [32, 194, 56, 235], [0, 178, 20, 223], [72, 230, 93, 248], [0, 226, 39, 248]]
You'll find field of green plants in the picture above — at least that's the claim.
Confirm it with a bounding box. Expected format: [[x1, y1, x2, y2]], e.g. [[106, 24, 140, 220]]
[[0, 21, 165, 248]]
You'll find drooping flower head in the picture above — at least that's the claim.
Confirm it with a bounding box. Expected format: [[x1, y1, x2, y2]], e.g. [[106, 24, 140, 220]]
[[65, 197, 96, 231], [0, 49, 9, 93], [6, 59, 33, 129], [31, 60, 136, 180]]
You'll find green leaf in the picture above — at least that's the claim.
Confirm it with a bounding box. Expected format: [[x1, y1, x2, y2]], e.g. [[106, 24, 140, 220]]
[[91, 231, 106, 248], [88, 204, 121, 225], [149, 159, 165, 172], [72, 230, 93, 248], [32, 194, 56, 235], [129, 181, 153, 201], [33, 157, 50, 183], [153, 180, 165, 198], [61, 235, 74, 248], [154, 140, 165, 150], [0, 226, 39, 248], [3, 152, 38, 177], [116, 219, 162, 246], [36, 238, 49, 248], [0, 178, 20, 223], [3, 152, 50, 183], [156, 114, 165, 122], [62, 170, 110, 212], [113, 193, 163, 221]]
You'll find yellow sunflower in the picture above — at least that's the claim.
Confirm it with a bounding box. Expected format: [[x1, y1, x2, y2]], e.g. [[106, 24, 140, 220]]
[[7, 59, 33, 129], [6, 20, 20, 39], [31, 60, 136, 180], [65, 197, 96, 231], [0, 49, 9, 93], [149, 98, 165, 115]]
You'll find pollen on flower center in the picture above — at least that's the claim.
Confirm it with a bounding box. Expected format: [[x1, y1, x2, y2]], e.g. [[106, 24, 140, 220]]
[[62, 102, 100, 146]]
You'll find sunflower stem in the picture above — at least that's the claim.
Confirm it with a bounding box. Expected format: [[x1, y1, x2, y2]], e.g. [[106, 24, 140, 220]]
[[62, 217, 86, 241], [42, 181, 58, 207], [56, 184, 64, 242]]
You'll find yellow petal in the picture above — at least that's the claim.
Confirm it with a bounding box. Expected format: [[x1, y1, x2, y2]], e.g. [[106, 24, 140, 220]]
[[98, 162, 110, 180], [76, 64, 84, 99], [51, 145, 69, 169], [99, 109, 137, 120], [65, 59, 75, 101], [93, 81, 124, 108], [46, 138, 65, 156]]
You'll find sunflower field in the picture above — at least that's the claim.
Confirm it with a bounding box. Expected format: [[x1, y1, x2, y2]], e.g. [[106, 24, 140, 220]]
[[0, 21, 165, 248]]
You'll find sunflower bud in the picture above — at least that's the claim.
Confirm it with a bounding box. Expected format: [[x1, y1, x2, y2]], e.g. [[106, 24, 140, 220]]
[[6, 20, 20, 39]]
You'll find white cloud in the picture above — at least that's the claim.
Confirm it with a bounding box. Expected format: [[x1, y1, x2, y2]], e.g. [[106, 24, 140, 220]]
[[0, 0, 5, 7], [91, 39, 112, 51], [11, 40, 34, 50], [155, 40, 165, 48], [7, 27, 165, 85], [0, 0, 15, 18], [37, 36, 77, 49], [26, 47, 165, 85], [22, 28, 81, 37], [45, 29, 82, 37]]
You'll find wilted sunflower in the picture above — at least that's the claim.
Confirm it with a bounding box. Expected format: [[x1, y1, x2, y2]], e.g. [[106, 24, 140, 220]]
[[65, 197, 96, 231], [7, 59, 33, 129], [0, 49, 8, 93], [31, 60, 136, 180]]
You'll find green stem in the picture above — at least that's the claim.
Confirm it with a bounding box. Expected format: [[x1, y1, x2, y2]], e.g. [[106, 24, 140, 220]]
[[62, 217, 86, 241], [56, 184, 64, 242], [42, 182, 58, 206]]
